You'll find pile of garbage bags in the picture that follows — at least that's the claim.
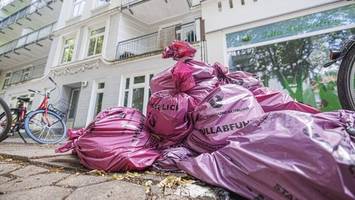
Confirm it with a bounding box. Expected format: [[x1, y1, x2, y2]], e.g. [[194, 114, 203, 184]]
[[57, 41, 355, 199]]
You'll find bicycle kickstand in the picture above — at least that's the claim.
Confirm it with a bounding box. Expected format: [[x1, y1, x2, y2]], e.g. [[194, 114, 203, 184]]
[[17, 131, 28, 143]]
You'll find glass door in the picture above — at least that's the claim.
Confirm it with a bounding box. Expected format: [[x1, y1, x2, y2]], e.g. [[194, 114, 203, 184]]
[[122, 74, 154, 114], [66, 88, 80, 128]]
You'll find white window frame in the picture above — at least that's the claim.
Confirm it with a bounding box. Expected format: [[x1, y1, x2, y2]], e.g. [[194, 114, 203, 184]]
[[94, 82, 105, 116], [87, 27, 105, 57], [72, 0, 85, 17], [61, 37, 76, 63], [2, 72, 11, 89], [120, 73, 154, 114]]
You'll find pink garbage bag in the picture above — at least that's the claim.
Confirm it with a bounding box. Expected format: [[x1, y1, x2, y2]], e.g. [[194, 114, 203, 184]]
[[56, 107, 160, 172], [153, 146, 197, 172], [253, 87, 320, 114], [179, 110, 355, 200], [213, 62, 262, 91], [162, 40, 197, 60], [186, 84, 264, 153], [150, 59, 217, 95], [145, 90, 195, 148]]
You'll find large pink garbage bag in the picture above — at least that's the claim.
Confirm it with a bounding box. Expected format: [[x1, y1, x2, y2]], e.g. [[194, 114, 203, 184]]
[[146, 90, 195, 148], [186, 84, 264, 153], [253, 87, 320, 114], [56, 107, 160, 172], [179, 110, 355, 200], [151, 59, 217, 95], [212, 62, 262, 91], [162, 40, 197, 60]]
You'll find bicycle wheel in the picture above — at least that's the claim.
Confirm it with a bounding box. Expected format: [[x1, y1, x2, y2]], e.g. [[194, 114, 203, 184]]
[[337, 45, 355, 110], [0, 98, 12, 142], [24, 109, 67, 144]]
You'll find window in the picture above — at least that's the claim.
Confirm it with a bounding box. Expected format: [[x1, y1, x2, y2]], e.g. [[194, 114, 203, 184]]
[[2, 73, 11, 89], [94, 82, 105, 116], [95, 0, 110, 7], [73, 0, 85, 17], [22, 67, 32, 81], [122, 74, 154, 113], [87, 27, 105, 56], [62, 38, 75, 63], [227, 28, 355, 112], [229, 0, 233, 8]]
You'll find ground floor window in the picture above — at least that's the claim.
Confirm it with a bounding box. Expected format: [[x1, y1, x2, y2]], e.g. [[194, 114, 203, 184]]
[[94, 82, 105, 116], [121, 73, 154, 114], [227, 28, 355, 111]]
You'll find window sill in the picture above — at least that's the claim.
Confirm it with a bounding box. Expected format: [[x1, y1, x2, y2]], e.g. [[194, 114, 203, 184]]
[[91, 3, 110, 14]]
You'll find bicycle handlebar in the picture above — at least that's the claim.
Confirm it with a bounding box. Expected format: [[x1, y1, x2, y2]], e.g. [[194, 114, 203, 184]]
[[28, 77, 57, 97]]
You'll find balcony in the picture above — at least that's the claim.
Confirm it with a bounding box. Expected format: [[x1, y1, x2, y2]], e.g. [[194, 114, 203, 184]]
[[0, 0, 61, 44], [0, 22, 55, 70], [0, 0, 31, 15], [2, 62, 46, 89], [116, 21, 199, 61], [120, 0, 193, 25]]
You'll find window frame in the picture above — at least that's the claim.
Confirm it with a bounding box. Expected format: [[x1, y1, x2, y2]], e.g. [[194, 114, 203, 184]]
[[87, 27, 105, 57], [120, 73, 154, 114], [61, 37, 76, 64], [72, 0, 86, 18]]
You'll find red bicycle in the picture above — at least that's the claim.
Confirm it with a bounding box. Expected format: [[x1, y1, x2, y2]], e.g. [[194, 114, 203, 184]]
[[0, 77, 67, 144]]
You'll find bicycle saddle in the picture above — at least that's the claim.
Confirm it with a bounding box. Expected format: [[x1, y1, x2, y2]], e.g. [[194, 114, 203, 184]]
[[17, 97, 30, 102]]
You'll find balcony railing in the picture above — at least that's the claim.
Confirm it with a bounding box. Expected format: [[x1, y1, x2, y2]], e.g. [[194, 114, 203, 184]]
[[0, 22, 55, 56], [116, 21, 198, 60], [121, 0, 193, 9], [2, 62, 46, 89], [0, 0, 55, 30], [0, 0, 15, 9]]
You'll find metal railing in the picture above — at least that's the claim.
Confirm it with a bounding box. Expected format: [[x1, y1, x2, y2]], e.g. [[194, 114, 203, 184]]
[[0, 0, 16, 9], [121, 0, 193, 9], [0, 0, 55, 30], [116, 21, 198, 60], [0, 22, 55, 56], [2, 63, 45, 89]]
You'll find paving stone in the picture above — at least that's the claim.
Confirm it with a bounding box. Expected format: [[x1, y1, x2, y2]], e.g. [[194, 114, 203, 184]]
[[0, 176, 12, 184], [0, 164, 22, 175], [11, 165, 49, 178], [57, 174, 109, 188], [0, 143, 68, 159], [66, 180, 146, 200], [0, 186, 72, 200], [31, 154, 86, 171], [0, 172, 70, 193]]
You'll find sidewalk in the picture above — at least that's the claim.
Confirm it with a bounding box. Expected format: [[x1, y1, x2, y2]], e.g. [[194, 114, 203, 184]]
[[0, 139, 234, 200]]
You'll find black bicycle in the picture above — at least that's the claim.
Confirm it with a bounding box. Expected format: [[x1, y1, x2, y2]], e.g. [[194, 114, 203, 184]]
[[0, 97, 12, 142], [325, 35, 355, 110]]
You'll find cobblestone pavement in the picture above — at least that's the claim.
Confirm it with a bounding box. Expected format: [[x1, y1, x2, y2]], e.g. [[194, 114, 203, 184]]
[[0, 141, 237, 200]]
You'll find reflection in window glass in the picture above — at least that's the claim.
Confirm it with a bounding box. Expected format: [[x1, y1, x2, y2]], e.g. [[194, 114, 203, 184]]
[[88, 27, 105, 56], [62, 38, 75, 63], [134, 76, 145, 84], [132, 88, 144, 112], [94, 93, 103, 115], [124, 91, 129, 107], [227, 28, 355, 111], [125, 78, 130, 89]]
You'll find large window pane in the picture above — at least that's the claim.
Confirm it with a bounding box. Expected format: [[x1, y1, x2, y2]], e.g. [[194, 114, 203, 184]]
[[227, 28, 355, 111], [95, 35, 104, 54], [134, 76, 145, 84], [88, 38, 96, 56], [94, 92, 103, 115], [132, 88, 144, 112]]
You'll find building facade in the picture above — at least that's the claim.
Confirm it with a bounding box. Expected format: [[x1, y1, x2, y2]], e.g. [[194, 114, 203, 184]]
[[0, 0, 354, 129]]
